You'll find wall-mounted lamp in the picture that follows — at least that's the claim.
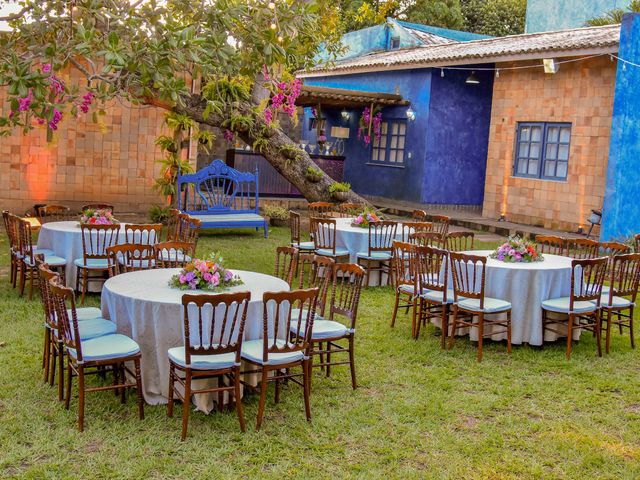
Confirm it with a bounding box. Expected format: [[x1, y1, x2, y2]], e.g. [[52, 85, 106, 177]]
[[498, 212, 506, 222], [330, 126, 350, 155], [466, 71, 480, 85], [543, 58, 559, 74], [406, 107, 416, 122], [341, 109, 350, 121]]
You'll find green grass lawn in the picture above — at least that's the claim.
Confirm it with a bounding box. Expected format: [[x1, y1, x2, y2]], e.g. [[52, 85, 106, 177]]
[[1, 227, 639, 479]]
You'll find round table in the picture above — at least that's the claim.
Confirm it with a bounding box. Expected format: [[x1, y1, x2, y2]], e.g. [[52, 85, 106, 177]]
[[443, 250, 574, 345], [100, 268, 289, 413]]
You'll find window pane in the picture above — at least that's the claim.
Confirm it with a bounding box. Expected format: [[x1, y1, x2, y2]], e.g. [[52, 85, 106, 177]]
[[530, 143, 540, 159], [556, 162, 568, 178], [546, 143, 558, 160], [373, 136, 381, 147], [520, 126, 531, 141], [528, 160, 539, 176], [372, 149, 379, 161], [547, 127, 559, 142], [544, 161, 556, 177], [381, 123, 388, 134], [399, 123, 406, 134], [379, 148, 386, 162], [390, 136, 397, 149], [389, 150, 396, 163], [398, 137, 405, 149], [558, 144, 569, 160], [397, 151, 404, 163], [519, 142, 530, 157], [531, 126, 542, 142], [559, 127, 571, 143], [391, 123, 398, 135], [517, 159, 528, 174]]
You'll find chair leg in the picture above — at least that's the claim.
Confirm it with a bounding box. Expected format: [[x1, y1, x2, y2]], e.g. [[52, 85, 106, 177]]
[[595, 312, 603, 358], [43, 329, 50, 382], [630, 307, 635, 349], [65, 359, 73, 410], [411, 298, 418, 339], [476, 313, 484, 363], [506, 310, 512, 354], [448, 309, 458, 350], [77, 366, 85, 432], [80, 268, 87, 306], [256, 368, 269, 431], [390, 291, 400, 328], [50, 341, 57, 387], [566, 314, 574, 360], [75, 266, 80, 292], [326, 342, 332, 377], [233, 368, 246, 432], [167, 364, 175, 418], [349, 336, 357, 389], [303, 360, 312, 422], [181, 370, 191, 440], [120, 363, 127, 404], [135, 359, 144, 420], [604, 310, 612, 355], [18, 261, 26, 297], [58, 345, 65, 401], [28, 266, 34, 300], [440, 304, 448, 349], [274, 369, 281, 404]]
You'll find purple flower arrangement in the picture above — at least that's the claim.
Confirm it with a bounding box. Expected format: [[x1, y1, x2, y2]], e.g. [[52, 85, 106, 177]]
[[79, 208, 119, 225], [169, 254, 243, 291], [262, 65, 302, 126], [357, 106, 383, 146], [490, 236, 544, 263], [351, 208, 382, 228]]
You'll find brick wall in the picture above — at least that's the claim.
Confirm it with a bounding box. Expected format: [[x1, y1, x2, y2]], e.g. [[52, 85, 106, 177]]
[[0, 69, 175, 215], [482, 56, 616, 232]]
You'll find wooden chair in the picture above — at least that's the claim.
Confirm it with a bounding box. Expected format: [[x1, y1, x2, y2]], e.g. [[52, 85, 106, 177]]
[[399, 221, 433, 243], [445, 231, 475, 252], [168, 292, 251, 439], [3, 211, 21, 287], [165, 208, 181, 241], [412, 209, 427, 221], [82, 203, 114, 213], [535, 235, 566, 255], [17, 217, 67, 299], [305, 263, 365, 389], [448, 252, 512, 362], [541, 257, 608, 359], [356, 220, 397, 286], [294, 253, 334, 318], [74, 224, 120, 304], [310, 217, 349, 262], [153, 241, 194, 268], [599, 241, 631, 256], [598, 253, 640, 354], [124, 223, 163, 246], [274, 246, 298, 286], [49, 281, 143, 432], [409, 231, 446, 248], [308, 201, 335, 218], [38, 204, 71, 223], [240, 288, 319, 430], [565, 238, 600, 259], [427, 215, 450, 238], [338, 203, 361, 218], [390, 241, 418, 335], [290, 211, 314, 252], [179, 216, 202, 255], [635, 233, 640, 253], [415, 245, 452, 346], [107, 243, 155, 277]]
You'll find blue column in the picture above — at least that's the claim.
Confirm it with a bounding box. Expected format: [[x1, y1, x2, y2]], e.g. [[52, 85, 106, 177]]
[[601, 13, 640, 241]]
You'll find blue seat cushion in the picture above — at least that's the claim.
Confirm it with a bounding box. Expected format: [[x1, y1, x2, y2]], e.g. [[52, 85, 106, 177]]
[[458, 297, 511, 313], [167, 346, 238, 370], [25, 254, 66, 267], [398, 284, 415, 295], [241, 339, 305, 366], [69, 307, 103, 321], [74, 258, 109, 269], [70, 318, 117, 341], [421, 289, 456, 305], [315, 248, 349, 257], [356, 251, 392, 261], [541, 297, 597, 314], [68, 334, 140, 363], [289, 319, 348, 340], [34, 248, 55, 256], [595, 295, 633, 309], [292, 241, 315, 250]]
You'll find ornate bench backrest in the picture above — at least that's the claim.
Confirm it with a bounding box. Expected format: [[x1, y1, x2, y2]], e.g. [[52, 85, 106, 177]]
[[177, 159, 259, 214]]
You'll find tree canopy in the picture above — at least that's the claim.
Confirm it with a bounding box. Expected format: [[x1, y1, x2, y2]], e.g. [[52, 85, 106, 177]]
[[586, 0, 640, 26]]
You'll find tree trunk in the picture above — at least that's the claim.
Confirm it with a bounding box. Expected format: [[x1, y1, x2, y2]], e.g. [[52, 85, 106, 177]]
[[172, 94, 370, 205]]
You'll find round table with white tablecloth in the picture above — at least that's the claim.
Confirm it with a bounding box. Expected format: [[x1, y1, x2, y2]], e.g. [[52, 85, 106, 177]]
[[442, 250, 575, 346], [100, 268, 289, 413]]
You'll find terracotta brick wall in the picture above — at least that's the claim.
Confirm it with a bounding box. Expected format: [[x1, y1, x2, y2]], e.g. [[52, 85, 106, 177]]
[[482, 56, 616, 232], [0, 69, 178, 215]]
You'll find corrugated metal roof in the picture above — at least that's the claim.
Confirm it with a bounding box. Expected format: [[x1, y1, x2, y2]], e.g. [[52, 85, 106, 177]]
[[301, 24, 620, 77], [403, 27, 456, 46]]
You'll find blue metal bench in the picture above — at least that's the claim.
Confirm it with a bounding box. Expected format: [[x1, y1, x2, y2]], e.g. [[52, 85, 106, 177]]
[[177, 159, 268, 237]]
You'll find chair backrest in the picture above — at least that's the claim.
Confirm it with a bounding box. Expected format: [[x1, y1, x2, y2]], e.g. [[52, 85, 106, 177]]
[[338, 203, 361, 218], [606, 253, 640, 303], [535, 235, 566, 255], [107, 243, 155, 277], [154, 241, 194, 268], [181, 292, 251, 366], [570, 257, 608, 307], [4, 212, 20, 253], [414, 245, 448, 298], [412, 209, 427, 221], [409, 231, 446, 248], [38, 262, 61, 331], [38, 204, 71, 223], [82, 203, 114, 213], [275, 246, 298, 286], [166, 209, 181, 241], [427, 215, 450, 238], [48, 281, 82, 361], [399, 221, 433, 243], [391, 240, 415, 289], [635, 233, 640, 253], [327, 263, 365, 331], [295, 253, 334, 316], [310, 217, 337, 253], [599, 241, 631, 256], [80, 224, 121, 262], [565, 238, 600, 259], [308, 202, 335, 218], [262, 288, 319, 361], [367, 221, 398, 255], [290, 211, 302, 245], [449, 252, 487, 306], [181, 217, 202, 248], [16, 218, 36, 263], [124, 224, 162, 245], [445, 231, 475, 252]]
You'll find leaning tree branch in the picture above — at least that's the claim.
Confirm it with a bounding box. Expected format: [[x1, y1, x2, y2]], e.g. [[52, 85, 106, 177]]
[[0, 5, 32, 22]]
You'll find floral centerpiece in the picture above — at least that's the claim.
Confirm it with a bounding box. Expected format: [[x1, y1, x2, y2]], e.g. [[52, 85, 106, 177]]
[[79, 208, 119, 225], [490, 236, 544, 263], [169, 253, 243, 291], [351, 207, 383, 229]]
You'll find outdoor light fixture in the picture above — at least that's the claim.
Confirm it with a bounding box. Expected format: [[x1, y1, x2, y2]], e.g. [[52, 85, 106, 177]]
[[23, 216, 41, 231], [330, 126, 350, 155], [465, 71, 480, 85], [406, 107, 416, 122], [543, 58, 559, 74], [498, 212, 506, 222], [341, 109, 350, 121]]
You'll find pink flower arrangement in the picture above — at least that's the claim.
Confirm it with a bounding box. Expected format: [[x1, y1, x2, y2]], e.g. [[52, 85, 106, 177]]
[[490, 236, 543, 263], [351, 208, 382, 228], [358, 106, 383, 146], [261, 66, 302, 125], [79, 208, 119, 225], [169, 253, 242, 291]]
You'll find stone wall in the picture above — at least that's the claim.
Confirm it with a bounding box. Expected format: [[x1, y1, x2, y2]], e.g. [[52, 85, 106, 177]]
[[482, 56, 616, 232]]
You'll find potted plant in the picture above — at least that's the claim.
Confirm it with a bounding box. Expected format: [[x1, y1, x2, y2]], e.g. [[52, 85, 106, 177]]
[[263, 204, 290, 227], [305, 166, 323, 183], [328, 182, 351, 202]]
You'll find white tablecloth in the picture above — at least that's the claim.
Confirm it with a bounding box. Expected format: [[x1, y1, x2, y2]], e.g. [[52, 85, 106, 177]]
[[442, 251, 574, 345], [100, 268, 289, 412]]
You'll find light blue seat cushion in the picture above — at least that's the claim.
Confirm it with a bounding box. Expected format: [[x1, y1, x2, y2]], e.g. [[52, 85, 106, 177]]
[[421, 289, 456, 305], [25, 254, 66, 267], [292, 241, 315, 250], [315, 247, 349, 257], [69, 307, 103, 321], [541, 297, 597, 314], [356, 251, 392, 261], [241, 339, 305, 366], [595, 295, 633, 309], [289, 319, 348, 340], [601, 285, 610, 295], [70, 318, 117, 341], [74, 258, 109, 269], [34, 248, 55, 256], [398, 284, 415, 295], [68, 334, 140, 362], [458, 297, 511, 313], [167, 346, 238, 370]]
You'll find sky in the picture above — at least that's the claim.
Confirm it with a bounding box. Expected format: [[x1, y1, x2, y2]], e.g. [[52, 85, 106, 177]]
[[0, 2, 21, 31]]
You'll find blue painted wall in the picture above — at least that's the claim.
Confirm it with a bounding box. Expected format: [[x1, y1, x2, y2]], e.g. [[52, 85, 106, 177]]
[[602, 13, 640, 240], [526, 0, 627, 33], [422, 68, 494, 205]]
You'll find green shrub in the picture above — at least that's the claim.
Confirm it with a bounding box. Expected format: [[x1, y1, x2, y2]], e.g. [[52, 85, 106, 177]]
[[149, 204, 172, 224], [328, 181, 351, 193], [263, 203, 290, 220]]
